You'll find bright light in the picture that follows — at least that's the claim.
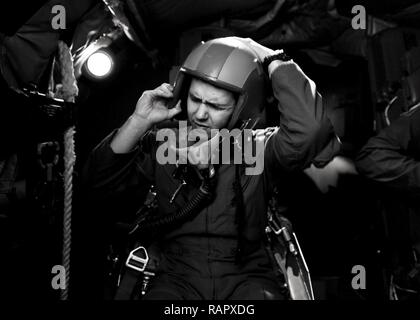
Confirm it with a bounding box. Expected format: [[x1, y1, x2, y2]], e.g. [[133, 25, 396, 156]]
[[86, 51, 113, 78]]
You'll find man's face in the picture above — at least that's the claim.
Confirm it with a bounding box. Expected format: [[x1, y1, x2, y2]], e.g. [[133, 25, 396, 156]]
[[187, 78, 236, 132]]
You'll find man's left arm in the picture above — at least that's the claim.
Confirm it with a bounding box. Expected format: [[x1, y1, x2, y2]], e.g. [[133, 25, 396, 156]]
[[264, 60, 339, 172], [228, 37, 339, 174]]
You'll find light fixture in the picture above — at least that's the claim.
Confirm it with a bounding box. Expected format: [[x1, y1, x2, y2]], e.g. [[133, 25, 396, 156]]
[[85, 50, 113, 78]]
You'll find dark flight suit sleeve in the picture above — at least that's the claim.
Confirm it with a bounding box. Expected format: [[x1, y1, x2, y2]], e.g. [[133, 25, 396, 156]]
[[82, 129, 156, 197], [356, 107, 420, 198], [264, 61, 339, 178]]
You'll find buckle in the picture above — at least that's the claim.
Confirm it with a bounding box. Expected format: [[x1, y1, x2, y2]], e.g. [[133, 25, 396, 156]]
[[268, 215, 286, 236], [268, 215, 296, 254], [125, 246, 149, 273]]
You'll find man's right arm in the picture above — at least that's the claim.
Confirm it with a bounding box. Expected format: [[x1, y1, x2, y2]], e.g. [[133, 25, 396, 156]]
[[83, 83, 181, 195], [82, 129, 155, 196], [110, 113, 153, 154]]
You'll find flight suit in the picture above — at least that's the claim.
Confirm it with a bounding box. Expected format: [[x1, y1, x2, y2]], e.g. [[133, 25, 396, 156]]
[[84, 62, 339, 299]]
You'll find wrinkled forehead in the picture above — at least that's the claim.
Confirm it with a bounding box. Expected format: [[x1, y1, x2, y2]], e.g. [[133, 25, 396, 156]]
[[189, 78, 236, 105]]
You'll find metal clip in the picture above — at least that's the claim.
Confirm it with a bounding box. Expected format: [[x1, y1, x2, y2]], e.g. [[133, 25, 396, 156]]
[[268, 214, 297, 255], [125, 246, 149, 273]]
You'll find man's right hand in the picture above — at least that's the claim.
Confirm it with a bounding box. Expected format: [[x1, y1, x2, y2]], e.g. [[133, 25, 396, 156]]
[[111, 83, 181, 154], [133, 83, 181, 126]]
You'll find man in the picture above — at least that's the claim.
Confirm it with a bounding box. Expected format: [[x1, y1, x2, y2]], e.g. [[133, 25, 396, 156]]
[[356, 107, 420, 199], [356, 106, 420, 298], [84, 37, 338, 299]]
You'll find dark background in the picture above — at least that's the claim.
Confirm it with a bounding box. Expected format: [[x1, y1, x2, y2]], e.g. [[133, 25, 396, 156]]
[[1, 0, 419, 300]]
